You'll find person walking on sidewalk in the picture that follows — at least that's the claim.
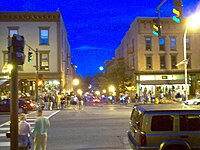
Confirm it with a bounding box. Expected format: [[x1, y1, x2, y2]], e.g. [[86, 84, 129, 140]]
[[18, 113, 32, 150], [33, 109, 50, 150]]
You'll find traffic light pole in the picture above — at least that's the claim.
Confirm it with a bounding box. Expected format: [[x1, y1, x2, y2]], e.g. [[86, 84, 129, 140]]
[[35, 48, 39, 102], [26, 44, 39, 102], [10, 47, 19, 150]]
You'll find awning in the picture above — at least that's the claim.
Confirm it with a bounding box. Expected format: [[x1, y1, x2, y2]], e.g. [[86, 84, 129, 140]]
[[0, 80, 9, 88], [139, 80, 185, 85]]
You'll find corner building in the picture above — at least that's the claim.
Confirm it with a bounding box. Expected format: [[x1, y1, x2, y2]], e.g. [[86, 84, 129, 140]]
[[0, 11, 74, 97], [114, 17, 200, 98]]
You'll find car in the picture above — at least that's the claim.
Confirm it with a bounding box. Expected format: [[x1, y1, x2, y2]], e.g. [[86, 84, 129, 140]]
[[0, 99, 31, 113], [184, 99, 200, 105], [127, 103, 200, 150], [93, 97, 100, 103]]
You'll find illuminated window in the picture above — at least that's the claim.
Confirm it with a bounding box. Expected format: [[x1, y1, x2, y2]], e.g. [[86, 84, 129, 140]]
[[8, 27, 19, 37], [145, 37, 151, 51], [159, 37, 165, 51], [170, 37, 176, 51], [40, 52, 49, 71], [39, 27, 49, 45]]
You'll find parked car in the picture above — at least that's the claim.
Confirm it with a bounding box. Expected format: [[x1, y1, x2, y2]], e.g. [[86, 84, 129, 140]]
[[93, 97, 100, 103], [184, 99, 200, 105], [127, 104, 200, 150], [0, 99, 33, 113]]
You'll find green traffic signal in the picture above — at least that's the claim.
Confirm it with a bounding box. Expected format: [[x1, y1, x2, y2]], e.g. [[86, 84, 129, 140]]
[[28, 51, 33, 62], [172, 0, 182, 23], [152, 19, 161, 37]]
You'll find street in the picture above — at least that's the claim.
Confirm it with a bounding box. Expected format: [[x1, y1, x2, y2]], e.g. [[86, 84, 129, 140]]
[[0, 104, 133, 150]]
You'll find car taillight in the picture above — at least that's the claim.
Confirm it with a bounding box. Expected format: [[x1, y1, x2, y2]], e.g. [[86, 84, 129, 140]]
[[140, 132, 146, 146], [30, 103, 34, 107]]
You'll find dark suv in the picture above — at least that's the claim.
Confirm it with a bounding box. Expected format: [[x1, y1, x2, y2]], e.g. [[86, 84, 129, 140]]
[[127, 104, 200, 150]]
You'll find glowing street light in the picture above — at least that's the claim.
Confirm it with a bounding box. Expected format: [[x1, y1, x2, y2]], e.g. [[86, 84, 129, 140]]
[[73, 78, 79, 86], [109, 85, 115, 93], [177, 13, 200, 101], [77, 89, 83, 95]]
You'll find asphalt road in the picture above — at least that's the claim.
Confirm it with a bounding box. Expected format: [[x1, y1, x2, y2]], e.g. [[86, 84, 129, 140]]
[[0, 104, 133, 150]]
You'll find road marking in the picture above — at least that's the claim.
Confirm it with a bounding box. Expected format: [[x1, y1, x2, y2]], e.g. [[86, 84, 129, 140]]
[[47, 110, 60, 119], [0, 133, 6, 137], [0, 128, 9, 131], [0, 110, 60, 148], [0, 121, 10, 128], [0, 142, 10, 146]]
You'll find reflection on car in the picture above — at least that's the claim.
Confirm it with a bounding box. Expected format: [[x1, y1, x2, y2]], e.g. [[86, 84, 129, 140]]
[[184, 99, 200, 105], [0, 99, 36, 113]]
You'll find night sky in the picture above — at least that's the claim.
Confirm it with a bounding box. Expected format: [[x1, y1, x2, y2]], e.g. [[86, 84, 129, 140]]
[[0, 0, 200, 77]]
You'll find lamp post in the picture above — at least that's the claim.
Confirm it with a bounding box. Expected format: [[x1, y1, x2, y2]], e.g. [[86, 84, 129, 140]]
[[180, 13, 200, 101], [183, 26, 189, 101]]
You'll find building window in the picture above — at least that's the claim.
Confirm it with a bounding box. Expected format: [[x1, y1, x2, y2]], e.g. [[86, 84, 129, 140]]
[[39, 27, 49, 45], [40, 52, 49, 71], [3, 52, 8, 65], [8, 27, 19, 37], [171, 55, 177, 69], [132, 39, 134, 52], [159, 37, 165, 51], [187, 54, 191, 69], [146, 56, 152, 69], [170, 37, 176, 50], [186, 37, 190, 50], [160, 55, 166, 69], [145, 37, 151, 51]]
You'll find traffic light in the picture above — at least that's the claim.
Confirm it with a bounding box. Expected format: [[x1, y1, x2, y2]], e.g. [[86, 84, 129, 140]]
[[28, 51, 33, 62], [12, 34, 25, 65], [152, 18, 161, 37], [172, 0, 182, 23]]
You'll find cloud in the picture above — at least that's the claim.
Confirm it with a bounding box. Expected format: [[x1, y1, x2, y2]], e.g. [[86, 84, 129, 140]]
[[73, 45, 104, 51]]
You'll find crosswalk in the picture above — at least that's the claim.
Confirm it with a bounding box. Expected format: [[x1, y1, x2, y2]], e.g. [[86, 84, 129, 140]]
[[0, 110, 60, 150]]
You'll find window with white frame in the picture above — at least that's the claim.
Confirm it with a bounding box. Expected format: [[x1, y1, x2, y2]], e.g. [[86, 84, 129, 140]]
[[39, 27, 49, 45], [40, 52, 49, 71]]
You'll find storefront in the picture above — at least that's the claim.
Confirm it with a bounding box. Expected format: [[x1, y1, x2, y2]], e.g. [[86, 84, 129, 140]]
[[136, 74, 188, 98]]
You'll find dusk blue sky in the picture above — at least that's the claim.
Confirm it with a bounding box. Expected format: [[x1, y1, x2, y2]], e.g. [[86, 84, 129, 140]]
[[1, 0, 200, 77]]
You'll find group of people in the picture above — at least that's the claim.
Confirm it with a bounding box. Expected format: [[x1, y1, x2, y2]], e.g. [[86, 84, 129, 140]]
[[39, 92, 85, 111], [39, 92, 72, 110], [18, 109, 50, 150]]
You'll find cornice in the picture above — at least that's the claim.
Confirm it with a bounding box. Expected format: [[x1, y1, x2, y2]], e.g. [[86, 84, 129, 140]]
[[0, 12, 60, 22]]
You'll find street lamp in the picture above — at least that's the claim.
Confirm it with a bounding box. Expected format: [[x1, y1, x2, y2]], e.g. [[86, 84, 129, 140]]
[[109, 85, 115, 95], [73, 78, 80, 95], [73, 78, 79, 86], [179, 13, 200, 101]]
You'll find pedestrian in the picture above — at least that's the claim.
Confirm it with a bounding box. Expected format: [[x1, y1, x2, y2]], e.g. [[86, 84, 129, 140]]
[[18, 113, 32, 150], [33, 109, 50, 150], [56, 92, 61, 110]]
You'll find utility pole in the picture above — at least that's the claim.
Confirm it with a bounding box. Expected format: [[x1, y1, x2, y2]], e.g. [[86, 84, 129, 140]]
[[8, 34, 25, 150]]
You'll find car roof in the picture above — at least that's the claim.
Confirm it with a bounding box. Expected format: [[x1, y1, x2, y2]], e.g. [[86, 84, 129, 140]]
[[134, 103, 200, 112]]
